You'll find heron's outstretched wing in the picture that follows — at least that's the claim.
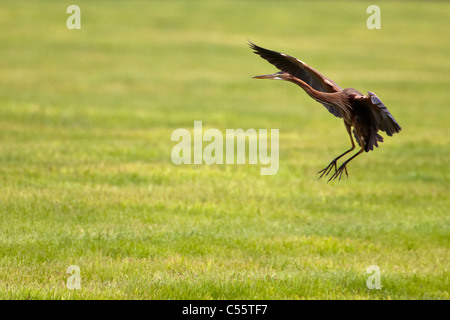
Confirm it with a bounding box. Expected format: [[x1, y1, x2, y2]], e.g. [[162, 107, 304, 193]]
[[361, 91, 402, 136], [249, 42, 342, 93], [249, 42, 343, 118]]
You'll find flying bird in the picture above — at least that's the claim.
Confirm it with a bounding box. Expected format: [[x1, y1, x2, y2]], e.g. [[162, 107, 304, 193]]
[[249, 42, 401, 181]]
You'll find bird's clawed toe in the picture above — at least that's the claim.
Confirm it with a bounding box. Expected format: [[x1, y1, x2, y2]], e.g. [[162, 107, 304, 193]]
[[327, 164, 349, 182], [318, 161, 338, 180]]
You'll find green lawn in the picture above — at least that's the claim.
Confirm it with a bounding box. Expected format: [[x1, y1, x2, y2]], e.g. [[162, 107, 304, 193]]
[[0, 0, 448, 299]]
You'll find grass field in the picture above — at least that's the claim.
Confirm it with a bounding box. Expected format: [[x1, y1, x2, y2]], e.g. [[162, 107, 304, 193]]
[[0, 1, 448, 299]]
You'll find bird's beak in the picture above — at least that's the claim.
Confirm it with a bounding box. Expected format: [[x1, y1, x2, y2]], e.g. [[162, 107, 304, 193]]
[[252, 72, 283, 80]]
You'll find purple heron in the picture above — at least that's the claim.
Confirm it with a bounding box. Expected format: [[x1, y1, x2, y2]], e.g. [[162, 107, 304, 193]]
[[249, 42, 401, 181]]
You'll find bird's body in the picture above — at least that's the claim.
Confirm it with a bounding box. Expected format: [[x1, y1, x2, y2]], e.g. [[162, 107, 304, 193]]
[[249, 42, 401, 181]]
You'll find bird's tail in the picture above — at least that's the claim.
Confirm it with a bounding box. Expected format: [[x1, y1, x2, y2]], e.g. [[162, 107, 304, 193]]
[[366, 132, 384, 152], [354, 130, 384, 152]]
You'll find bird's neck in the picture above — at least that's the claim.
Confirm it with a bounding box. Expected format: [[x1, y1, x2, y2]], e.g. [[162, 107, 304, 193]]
[[284, 74, 334, 104], [283, 73, 351, 119]]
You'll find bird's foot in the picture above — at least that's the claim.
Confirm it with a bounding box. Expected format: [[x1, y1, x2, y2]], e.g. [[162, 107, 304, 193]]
[[318, 161, 338, 180], [328, 164, 349, 182]]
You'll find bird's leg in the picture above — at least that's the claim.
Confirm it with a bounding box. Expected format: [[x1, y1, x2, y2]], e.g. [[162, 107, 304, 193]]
[[328, 146, 364, 182], [318, 123, 355, 179]]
